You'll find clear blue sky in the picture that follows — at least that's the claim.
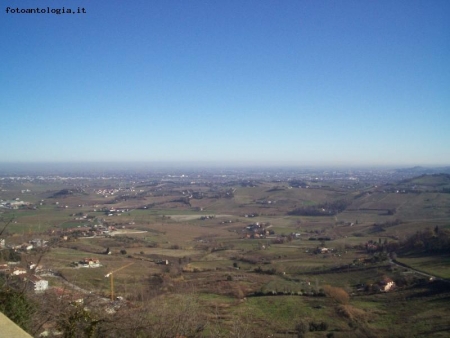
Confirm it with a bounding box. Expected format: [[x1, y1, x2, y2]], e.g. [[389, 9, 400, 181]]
[[1, 0, 449, 167]]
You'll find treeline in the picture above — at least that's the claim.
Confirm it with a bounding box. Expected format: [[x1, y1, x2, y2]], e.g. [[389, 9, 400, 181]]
[[362, 227, 450, 255], [288, 180, 307, 188], [288, 200, 349, 216], [399, 227, 450, 254]]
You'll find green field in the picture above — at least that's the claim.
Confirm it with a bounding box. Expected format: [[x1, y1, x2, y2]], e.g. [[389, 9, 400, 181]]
[[396, 255, 450, 279]]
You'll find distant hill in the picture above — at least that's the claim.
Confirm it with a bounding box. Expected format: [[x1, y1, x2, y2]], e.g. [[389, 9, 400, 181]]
[[406, 173, 450, 185], [48, 188, 86, 198], [395, 166, 450, 175], [395, 174, 450, 192]]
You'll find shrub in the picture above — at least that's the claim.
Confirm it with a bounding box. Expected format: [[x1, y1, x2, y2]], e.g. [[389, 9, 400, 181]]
[[323, 285, 349, 304], [309, 321, 328, 331], [295, 320, 308, 337], [0, 287, 35, 331]]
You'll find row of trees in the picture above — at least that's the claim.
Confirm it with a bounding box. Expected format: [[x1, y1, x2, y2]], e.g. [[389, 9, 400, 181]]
[[399, 226, 450, 254], [360, 226, 450, 256]]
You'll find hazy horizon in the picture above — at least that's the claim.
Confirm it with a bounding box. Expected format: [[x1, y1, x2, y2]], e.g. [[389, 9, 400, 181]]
[[0, 160, 449, 172]]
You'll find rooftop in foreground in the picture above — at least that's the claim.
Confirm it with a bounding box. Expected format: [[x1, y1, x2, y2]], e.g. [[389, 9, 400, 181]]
[[0, 312, 32, 338]]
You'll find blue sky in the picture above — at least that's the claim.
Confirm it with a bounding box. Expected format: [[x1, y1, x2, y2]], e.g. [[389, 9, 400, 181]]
[[1, 0, 449, 167]]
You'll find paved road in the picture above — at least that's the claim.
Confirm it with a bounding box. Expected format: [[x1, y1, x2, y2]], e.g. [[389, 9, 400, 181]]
[[390, 259, 439, 280]]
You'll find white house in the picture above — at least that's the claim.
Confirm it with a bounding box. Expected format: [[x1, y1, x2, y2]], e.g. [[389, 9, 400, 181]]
[[26, 275, 49, 292], [80, 258, 101, 268], [378, 277, 395, 292], [12, 268, 27, 276]]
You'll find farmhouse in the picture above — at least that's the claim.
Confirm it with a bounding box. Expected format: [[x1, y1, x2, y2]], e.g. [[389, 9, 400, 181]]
[[314, 247, 330, 254], [11, 267, 27, 275], [20, 243, 33, 251], [79, 258, 101, 268], [378, 277, 395, 292], [156, 259, 169, 265], [25, 275, 49, 293], [27, 262, 43, 272], [30, 239, 48, 247]]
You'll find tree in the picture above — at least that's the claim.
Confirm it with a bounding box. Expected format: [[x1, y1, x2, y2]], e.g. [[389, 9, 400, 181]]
[[295, 320, 308, 338], [57, 304, 102, 338], [309, 321, 328, 331], [0, 248, 21, 262], [0, 286, 35, 331]]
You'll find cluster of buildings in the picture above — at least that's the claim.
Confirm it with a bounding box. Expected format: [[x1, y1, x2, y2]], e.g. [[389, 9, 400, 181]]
[[0, 199, 30, 209], [0, 237, 49, 293], [73, 258, 101, 268], [95, 188, 121, 197], [0, 262, 49, 293], [1, 238, 48, 252], [53, 223, 117, 239], [243, 222, 275, 239], [105, 208, 130, 217]]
